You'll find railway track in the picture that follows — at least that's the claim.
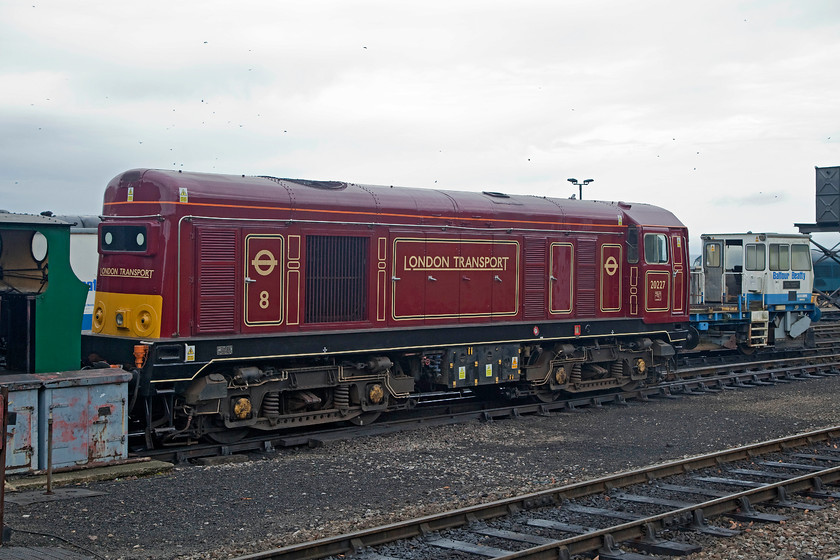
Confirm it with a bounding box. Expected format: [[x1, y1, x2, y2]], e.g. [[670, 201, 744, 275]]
[[229, 426, 840, 560], [137, 350, 840, 464], [813, 322, 840, 352]]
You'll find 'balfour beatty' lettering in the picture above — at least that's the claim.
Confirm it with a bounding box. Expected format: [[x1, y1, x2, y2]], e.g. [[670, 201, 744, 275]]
[[772, 272, 806, 280]]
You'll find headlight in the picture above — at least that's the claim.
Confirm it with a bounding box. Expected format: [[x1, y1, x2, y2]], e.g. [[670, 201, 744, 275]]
[[135, 308, 154, 336], [92, 303, 106, 331], [115, 308, 131, 330]]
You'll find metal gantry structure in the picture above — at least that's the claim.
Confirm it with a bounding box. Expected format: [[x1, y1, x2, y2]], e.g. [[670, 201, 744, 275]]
[[796, 166, 840, 308]]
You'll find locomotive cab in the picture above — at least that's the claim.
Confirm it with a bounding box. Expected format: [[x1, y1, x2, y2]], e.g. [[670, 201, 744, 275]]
[[629, 226, 689, 324], [91, 221, 164, 338]]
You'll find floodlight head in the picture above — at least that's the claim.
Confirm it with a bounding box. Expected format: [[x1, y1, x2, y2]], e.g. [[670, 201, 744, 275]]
[[567, 178, 577, 184]]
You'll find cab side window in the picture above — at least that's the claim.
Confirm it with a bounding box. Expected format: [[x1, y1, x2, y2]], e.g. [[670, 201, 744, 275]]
[[791, 244, 811, 271], [769, 244, 790, 271], [704, 243, 721, 268], [626, 225, 639, 264], [644, 233, 669, 264], [745, 243, 765, 271]]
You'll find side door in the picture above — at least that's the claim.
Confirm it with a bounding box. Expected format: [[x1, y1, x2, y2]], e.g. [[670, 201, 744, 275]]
[[390, 234, 426, 322], [643, 231, 671, 322], [392, 234, 461, 323], [599, 242, 622, 313], [548, 240, 574, 317], [243, 231, 284, 329], [702, 240, 723, 303], [459, 236, 492, 323], [671, 233, 686, 315], [419, 236, 460, 321]]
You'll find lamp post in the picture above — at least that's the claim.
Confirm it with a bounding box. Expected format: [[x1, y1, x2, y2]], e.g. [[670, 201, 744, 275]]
[[567, 178, 594, 200]]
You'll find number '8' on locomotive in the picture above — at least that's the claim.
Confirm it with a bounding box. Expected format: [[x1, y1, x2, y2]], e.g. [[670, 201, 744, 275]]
[[82, 169, 692, 444]]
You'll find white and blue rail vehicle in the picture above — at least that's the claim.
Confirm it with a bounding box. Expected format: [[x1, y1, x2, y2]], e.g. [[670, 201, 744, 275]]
[[690, 233, 819, 352]]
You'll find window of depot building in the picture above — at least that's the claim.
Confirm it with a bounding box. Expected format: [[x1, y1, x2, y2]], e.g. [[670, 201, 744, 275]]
[[745, 243, 765, 271], [644, 233, 669, 264], [101, 225, 147, 252], [305, 235, 368, 323], [769, 243, 790, 271], [791, 244, 811, 271]]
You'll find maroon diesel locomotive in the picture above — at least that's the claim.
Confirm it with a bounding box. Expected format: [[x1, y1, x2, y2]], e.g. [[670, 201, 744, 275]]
[[82, 169, 690, 444]]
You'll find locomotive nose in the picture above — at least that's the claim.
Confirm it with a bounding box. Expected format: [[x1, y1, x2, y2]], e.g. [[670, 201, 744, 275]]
[[91, 293, 162, 338]]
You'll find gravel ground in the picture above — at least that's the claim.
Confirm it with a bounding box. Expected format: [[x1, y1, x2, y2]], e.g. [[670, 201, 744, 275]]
[[4, 374, 840, 559]]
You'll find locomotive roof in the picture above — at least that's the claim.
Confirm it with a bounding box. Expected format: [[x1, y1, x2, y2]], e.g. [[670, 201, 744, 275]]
[[103, 169, 685, 231]]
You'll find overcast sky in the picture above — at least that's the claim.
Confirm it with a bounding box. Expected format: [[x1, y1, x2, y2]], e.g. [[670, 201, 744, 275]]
[[2, 0, 840, 251]]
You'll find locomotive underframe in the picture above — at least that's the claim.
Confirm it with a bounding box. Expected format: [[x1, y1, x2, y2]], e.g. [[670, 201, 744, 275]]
[[83, 319, 686, 445]]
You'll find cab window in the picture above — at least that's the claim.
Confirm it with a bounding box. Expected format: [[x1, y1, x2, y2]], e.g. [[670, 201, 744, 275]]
[[626, 225, 639, 264], [769, 244, 790, 271], [101, 225, 148, 252], [704, 243, 721, 268], [644, 234, 668, 264], [745, 244, 765, 271], [791, 244, 811, 271]]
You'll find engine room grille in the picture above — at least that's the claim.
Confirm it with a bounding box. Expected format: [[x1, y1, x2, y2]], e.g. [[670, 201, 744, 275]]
[[305, 236, 369, 323], [195, 228, 236, 333], [523, 238, 547, 319], [577, 237, 597, 316]]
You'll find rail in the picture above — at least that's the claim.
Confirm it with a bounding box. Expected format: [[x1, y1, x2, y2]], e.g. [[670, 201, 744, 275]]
[[228, 425, 840, 560], [138, 351, 840, 464]]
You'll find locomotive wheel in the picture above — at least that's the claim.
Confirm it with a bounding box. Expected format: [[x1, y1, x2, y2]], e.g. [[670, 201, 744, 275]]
[[349, 411, 381, 426], [348, 387, 387, 425], [534, 388, 560, 403], [205, 428, 250, 444], [621, 381, 641, 391]]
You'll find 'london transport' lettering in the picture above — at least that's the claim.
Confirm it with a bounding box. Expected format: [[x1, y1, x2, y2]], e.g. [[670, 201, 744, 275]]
[[403, 255, 511, 271], [100, 267, 155, 279]]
